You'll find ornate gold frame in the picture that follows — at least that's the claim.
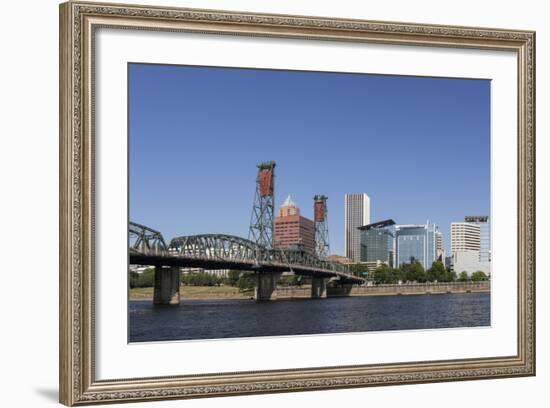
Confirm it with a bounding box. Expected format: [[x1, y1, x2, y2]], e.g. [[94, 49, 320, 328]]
[[59, 1, 536, 405]]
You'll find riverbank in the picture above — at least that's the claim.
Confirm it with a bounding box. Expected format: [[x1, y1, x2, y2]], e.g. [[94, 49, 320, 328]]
[[327, 281, 490, 297], [130, 281, 490, 300], [130, 285, 251, 300]]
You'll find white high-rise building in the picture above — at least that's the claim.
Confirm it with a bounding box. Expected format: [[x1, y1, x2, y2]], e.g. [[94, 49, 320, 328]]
[[451, 218, 490, 275], [451, 222, 481, 252], [345, 193, 370, 262]]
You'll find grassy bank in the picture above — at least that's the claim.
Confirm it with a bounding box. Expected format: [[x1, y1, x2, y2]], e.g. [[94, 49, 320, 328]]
[[130, 285, 252, 300]]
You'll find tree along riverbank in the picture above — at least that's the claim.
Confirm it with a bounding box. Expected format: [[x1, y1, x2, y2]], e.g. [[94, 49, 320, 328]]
[[131, 261, 490, 295]]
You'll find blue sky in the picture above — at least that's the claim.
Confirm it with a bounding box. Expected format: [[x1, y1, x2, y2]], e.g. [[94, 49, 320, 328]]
[[129, 63, 490, 255]]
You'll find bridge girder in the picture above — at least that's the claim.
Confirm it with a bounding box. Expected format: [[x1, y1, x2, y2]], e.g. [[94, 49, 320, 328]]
[[169, 234, 258, 263], [169, 234, 349, 274], [129, 223, 364, 284], [129, 222, 168, 254]]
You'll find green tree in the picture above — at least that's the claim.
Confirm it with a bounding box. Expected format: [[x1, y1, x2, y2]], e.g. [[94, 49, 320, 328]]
[[129, 271, 140, 288], [403, 261, 426, 283], [427, 260, 447, 282], [222, 270, 258, 291], [129, 267, 155, 288], [349, 263, 370, 278], [392, 267, 404, 283], [458, 271, 469, 282], [373, 265, 390, 284], [388, 266, 403, 284], [400, 263, 412, 282], [225, 270, 241, 286], [371, 265, 405, 284], [413, 261, 427, 282], [471, 271, 488, 281], [141, 268, 155, 286], [237, 273, 256, 292]]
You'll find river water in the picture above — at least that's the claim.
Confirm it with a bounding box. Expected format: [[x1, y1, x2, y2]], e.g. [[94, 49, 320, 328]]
[[129, 292, 490, 342]]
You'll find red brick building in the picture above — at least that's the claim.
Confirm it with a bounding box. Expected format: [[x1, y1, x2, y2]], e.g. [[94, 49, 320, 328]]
[[274, 195, 315, 254]]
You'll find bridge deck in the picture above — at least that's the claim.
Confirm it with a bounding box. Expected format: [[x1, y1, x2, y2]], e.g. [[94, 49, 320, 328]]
[[130, 252, 364, 284]]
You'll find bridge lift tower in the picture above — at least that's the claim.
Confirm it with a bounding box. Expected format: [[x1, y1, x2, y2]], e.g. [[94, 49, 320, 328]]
[[314, 195, 330, 258], [249, 161, 276, 249]]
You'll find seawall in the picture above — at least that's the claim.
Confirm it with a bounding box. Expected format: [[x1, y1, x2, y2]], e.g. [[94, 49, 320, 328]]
[[273, 281, 490, 299]]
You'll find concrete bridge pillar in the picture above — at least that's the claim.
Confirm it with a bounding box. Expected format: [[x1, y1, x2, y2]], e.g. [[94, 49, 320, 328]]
[[255, 272, 281, 301], [153, 266, 180, 306], [311, 277, 328, 298]]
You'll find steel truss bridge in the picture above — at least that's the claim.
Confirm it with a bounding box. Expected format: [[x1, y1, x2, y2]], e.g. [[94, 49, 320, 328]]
[[129, 222, 364, 284]]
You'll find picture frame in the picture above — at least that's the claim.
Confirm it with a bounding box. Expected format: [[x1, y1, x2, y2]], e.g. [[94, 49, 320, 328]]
[[59, 1, 536, 405]]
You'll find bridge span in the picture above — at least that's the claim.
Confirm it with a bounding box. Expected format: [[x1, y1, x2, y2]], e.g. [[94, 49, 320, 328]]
[[130, 222, 364, 304]]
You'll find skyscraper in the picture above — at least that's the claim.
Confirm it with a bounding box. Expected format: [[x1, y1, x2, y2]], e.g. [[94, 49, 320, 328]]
[[274, 195, 315, 254], [358, 219, 396, 270], [395, 223, 438, 270], [465, 216, 491, 262], [451, 216, 491, 275], [451, 222, 480, 252], [345, 193, 370, 262]]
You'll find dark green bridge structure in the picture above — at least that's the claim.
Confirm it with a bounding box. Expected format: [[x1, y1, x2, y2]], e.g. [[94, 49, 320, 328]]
[[129, 222, 364, 305]]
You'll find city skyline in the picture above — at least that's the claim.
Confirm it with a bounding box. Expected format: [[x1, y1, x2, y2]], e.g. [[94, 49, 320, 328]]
[[129, 63, 490, 256]]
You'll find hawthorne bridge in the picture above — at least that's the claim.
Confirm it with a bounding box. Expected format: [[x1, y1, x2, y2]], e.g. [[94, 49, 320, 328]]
[[130, 161, 364, 305]]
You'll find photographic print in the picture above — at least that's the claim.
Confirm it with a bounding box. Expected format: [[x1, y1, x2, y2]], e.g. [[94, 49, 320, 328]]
[[128, 63, 491, 342], [60, 3, 535, 404]]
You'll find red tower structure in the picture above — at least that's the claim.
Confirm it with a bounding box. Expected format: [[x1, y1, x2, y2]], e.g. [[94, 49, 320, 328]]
[[249, 161, 276, 249], [314, 195, 330, 258]]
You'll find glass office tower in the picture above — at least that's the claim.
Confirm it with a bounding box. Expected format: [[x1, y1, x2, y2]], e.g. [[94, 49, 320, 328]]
[[395, 223, 438, 270], [359, 219, 396, 266]]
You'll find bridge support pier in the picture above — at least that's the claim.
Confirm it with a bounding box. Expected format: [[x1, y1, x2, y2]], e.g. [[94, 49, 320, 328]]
[[153, 266, 180, 306], [311, 277, 328, 298], [255, 272, 281, 301]]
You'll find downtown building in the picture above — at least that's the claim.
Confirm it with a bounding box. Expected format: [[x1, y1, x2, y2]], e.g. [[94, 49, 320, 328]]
[[451, 216, 490, 275], [395, 223, 438, 270], [326, 254, 353, 264], [345, 193, 370, 262], [465, 216, 491, 262], [358, 219, 396, 273], [274, 195, 315, 254], [436, 230, 445, 262]]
